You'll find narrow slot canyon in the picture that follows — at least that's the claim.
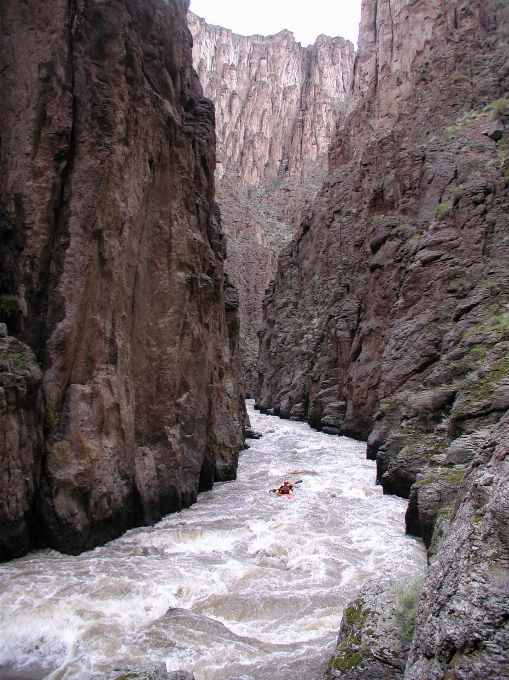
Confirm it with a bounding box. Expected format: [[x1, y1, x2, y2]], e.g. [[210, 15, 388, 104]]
[[0, 1, 508, 679]]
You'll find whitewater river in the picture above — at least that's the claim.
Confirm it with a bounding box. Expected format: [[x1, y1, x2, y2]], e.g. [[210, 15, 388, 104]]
[[0, 401, 426, 680]]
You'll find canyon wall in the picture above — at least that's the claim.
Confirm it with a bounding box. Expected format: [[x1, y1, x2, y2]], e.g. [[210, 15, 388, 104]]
[[256, 0, 509, 676], [0, 0, 245, 561], [188, 13, 355, 392]]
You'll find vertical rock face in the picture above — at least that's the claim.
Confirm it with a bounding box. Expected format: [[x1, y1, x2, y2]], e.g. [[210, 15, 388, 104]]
[[0, 326, 44, 561], [189, 12, 354, 185], [257, 0, 509, 675], [406, 415, 509, 679], [257, 0, 509, 462], [188, 13, 355, 393], [0, 0, 245, 560]]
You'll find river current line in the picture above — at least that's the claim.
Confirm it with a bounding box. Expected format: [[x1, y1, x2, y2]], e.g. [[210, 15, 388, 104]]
[[0, 401, 426, 680]]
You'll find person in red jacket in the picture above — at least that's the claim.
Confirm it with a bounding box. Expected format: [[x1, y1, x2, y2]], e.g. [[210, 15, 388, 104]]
[[277, 481, 293, 495]]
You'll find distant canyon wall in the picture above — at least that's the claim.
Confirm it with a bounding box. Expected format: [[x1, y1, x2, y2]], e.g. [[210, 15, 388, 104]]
[[0, 0, 245, 561], [188, 13, 355, 392], [257, 0, 509, 676]]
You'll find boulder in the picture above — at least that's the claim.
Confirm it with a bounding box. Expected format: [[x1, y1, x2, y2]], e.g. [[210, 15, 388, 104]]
[[482, 119, 505, 141]]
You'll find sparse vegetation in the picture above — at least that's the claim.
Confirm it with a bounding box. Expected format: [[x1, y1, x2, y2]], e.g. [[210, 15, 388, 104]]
[[328, 598, 368, 673], [345, 598, 369, 628], [394, 577, 423, 640], [447, 277, 471, 295], [329, 646, 363, 671], [435, 201, 452, 218], [467, 344, 487, 362], [408, 232, 421, 247], [484, 98, 509, 122], [444, 127, 457, 143], [43, 405, 55, 430], [0, 294, 21, 328], [445, 467, 466, 485]]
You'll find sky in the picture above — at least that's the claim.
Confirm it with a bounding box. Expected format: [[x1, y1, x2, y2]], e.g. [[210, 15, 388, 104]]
[[189, 1, 363, 47]]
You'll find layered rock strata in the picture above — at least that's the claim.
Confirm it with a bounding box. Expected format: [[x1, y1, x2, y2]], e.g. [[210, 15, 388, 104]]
[[255, 0, 509, 675], [0, 0, 245, 560], [188, 13, 355, 392]]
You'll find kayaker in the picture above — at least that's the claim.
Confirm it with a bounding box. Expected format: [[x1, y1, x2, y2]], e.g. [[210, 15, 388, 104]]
[[278, 481, 293, 495]]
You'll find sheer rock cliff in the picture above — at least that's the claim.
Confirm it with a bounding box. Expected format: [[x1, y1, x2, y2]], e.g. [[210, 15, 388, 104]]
[[0, 0, 245, 560], [253, 0, 509, 676], [188, 13, 355, 393]]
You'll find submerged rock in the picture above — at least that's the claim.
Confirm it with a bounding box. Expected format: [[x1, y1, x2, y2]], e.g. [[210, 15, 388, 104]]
[[102, 664, 194, 680], [244, 427, 262, 439]]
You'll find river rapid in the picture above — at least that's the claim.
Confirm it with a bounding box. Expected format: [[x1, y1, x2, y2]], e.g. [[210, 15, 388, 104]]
[[0, 401, 426, 680]]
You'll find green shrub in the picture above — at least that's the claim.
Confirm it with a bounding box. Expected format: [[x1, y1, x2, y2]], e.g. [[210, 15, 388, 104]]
[[394, 577, 423, 640], [435, 202, 452, 218], [43, 405, 55, 430], [0, 294, 21, 328], [484, 98, 509, 122]]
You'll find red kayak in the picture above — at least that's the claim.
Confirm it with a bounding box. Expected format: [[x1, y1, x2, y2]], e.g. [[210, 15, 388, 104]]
[[276, 491, 294, 498]]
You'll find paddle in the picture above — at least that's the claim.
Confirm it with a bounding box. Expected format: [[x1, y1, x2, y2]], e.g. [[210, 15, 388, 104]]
[[269, 480, 303, 493]]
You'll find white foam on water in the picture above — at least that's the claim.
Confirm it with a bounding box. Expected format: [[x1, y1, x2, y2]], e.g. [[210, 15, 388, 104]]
[[0, 401, 426, 679]]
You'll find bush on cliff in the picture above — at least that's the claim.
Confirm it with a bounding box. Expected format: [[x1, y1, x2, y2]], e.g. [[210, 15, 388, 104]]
[[0, 294, 21, 332]]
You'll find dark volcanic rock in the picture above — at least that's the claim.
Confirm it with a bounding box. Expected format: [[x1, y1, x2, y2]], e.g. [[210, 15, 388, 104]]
[[256, 0, 509, 676], [102, 664, 195, 680], [406, 415, 509, 679], [330, 416, 509, 680], [0, 0, 245, 559], [256, 0, 509, 525], [325, 580, 423, 679], [0, 330, 44, 561]]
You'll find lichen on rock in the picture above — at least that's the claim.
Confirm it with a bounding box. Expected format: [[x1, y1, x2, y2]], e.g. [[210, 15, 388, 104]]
[[326, 579, 424, 679]]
